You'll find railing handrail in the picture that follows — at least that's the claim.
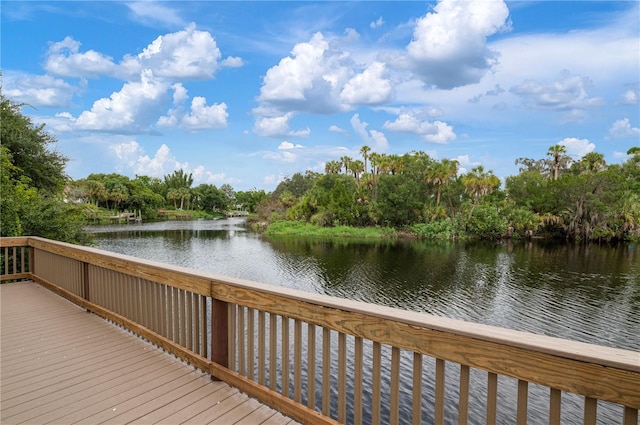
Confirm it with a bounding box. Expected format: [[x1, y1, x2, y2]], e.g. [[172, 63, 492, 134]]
[[2, 236, 639, 423]]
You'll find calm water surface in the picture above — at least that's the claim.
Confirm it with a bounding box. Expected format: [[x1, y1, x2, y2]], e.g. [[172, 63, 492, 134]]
[[89, 218, 639, 424]]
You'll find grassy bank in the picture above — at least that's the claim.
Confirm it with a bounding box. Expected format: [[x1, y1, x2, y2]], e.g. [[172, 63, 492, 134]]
[[264, 220, 397, 239]]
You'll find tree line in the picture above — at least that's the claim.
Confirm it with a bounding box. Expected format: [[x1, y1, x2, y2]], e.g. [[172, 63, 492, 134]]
[[2, 87, 638, 244], [254, 144, 640, 241], [69, 171, 266, 220]]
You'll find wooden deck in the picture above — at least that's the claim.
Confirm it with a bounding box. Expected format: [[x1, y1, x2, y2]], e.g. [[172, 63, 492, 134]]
[[0, 282, 297, 425]]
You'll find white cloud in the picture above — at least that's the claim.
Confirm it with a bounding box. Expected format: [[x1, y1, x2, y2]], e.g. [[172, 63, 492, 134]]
[[111, 142, 187, 177], [607, 118, 640, 140], [171, 83, 189, 103], [558, 137, 595, 158], [182, 97, 228, 131], [253, 113, 310, 138], [221, 56, 244, 68], [454, 154, 481, 175], [350, 114, 388, 150], [257, 32, 352, 114], [192, 165, 227, 183], [510, 72, 602, 117], [75, 69, 169, 132], [44, 25, 234, 81], [278, 141, 304, 149], [619, 88, 639, 105], [329, 125, 349, 135], [263, 174, 285, 186], [369, 130, 389, 151], [370, 17, 384, 29], [110, 141, 231, 183], [45, 36, 117, 78], [383, 112, 456, 144], [340, 62, 392, 105], [263, 151, 299, 163], [2, 72, 79, 108], [136, 23, 223, 80], [125, 1, 186, 28], [406, 0, 509, 89]]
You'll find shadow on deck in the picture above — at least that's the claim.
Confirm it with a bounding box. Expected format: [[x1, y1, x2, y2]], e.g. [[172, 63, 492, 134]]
[[0, 281, 297, 425]]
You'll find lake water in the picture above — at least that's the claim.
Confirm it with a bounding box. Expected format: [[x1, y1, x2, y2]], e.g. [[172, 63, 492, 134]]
[[89, 218, 639, 424]]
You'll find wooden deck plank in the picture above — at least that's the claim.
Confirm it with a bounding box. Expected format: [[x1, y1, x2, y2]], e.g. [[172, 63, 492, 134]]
[[234, 404, 278, 424], [0, 281, 297, 425], [209, 397, 268, 424]]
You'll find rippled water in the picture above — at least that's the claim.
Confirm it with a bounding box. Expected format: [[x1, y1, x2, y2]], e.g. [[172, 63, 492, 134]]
[[89, 218, 639, 424]]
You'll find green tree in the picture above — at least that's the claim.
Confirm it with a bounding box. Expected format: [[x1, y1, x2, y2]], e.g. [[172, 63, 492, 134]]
[[461, 166, 501, 221], [547, 144, 572, 180], [577, 152, 606, 174], [193, 184, 228, 211], [164, 169, 193, 209], [359, 145, 371, 173], [425, 159, 458, 206], [1, 93, 68, 194]]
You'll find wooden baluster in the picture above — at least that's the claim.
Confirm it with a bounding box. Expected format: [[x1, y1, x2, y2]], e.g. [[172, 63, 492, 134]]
[[211, 297, 229, 377], [338, 332, 347, 423], [269, 313, 277, 390], [413, 353, 423, 425], [179, 288, 186, 347], [372, 341, 382, 425], [172, 286, 179, 343], [227, 302, 236, 369], [322, 327, 331, 417], [186, 291, 193, 351], [517, 380, 528, 425], [584, 397, 597, 425], [354, 336, 363, 425], [282, 316, 290, 398], [247, 308, 255, 381], [237, 306, 246, 375], [294, 318, 302, 403], [161, 284, 168, 339], [307, 324, 317, 410], [549, 388, 561, 425], [83, 262, 90, 305], [258, 310, 266, 386], [623, 407, 638, 425], [487, 372, 498, 425], [390, 347, 401, 425], [435, 358, 445, 425], [458, 365, 470, 425], [193, 293, 200, 355]]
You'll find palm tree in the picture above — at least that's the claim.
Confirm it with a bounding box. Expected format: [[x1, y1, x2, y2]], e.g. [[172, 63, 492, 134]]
[[85, 180, 106, 206], [461, 166, 500, 221], [388, 154, 403, 175], [426, 159, 459, 206], [547, 145, 571, 180], [359, 145, 371, 173], [340, 156, 352, 175], [369, 152, 381, 175], [325, 160, 342, 174], [349, 160, 365, 184], [579, 152, 606, 174]]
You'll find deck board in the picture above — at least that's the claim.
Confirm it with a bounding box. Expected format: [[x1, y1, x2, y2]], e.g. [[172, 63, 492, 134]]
[[1, 281, 297, 425]]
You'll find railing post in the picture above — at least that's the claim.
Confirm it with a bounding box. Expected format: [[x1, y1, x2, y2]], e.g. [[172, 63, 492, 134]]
[[211, 296, 229, 380]]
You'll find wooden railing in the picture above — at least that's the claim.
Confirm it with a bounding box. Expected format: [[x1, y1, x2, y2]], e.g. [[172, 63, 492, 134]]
[[1, 236, 638, 425]]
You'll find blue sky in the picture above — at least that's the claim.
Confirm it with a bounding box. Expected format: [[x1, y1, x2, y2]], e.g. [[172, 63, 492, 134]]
[[2, 1, 639, 191]]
